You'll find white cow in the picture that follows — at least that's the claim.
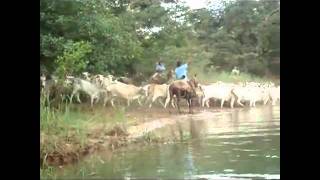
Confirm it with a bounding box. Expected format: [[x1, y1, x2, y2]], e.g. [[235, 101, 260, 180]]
[[41, 75, 59, 98], [233, 86, 269, 107], [145, 84, 170, 108], [82, 72, 91, 81], [95, 74, 114, 88], [66, 77, 107, 107], [142, 84, 151, 97], [105, 82, 146, 107], [200, 83, 237, 108], [264, 86, 280, 105]]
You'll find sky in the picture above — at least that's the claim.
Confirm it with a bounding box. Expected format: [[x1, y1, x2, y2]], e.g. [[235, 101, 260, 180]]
[[161, 0, 210, 10], [182, 0, 209, 10]]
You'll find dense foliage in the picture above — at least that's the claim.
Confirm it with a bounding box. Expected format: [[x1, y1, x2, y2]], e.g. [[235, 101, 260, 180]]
[[40, 0, 280, 78]]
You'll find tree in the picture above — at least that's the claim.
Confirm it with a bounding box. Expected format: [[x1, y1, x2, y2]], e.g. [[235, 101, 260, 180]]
[[40, 0, 280, 78]]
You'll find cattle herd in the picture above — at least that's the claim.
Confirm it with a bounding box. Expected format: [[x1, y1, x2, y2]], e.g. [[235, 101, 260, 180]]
[[40, 72, 280, 112]]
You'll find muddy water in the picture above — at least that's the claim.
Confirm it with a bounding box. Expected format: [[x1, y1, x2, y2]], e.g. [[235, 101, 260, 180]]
[[57, 105, 280, 179]]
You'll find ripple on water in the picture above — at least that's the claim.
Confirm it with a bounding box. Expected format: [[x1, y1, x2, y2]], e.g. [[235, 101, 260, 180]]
[[221, 141, 253, 145], [265, 155, 279, 159], [207, 132, 280, 139], [157, 168, 165, 173], [223, 151, 232, 154], [224, 169, 235, 172], [194, 173, 280, 180], [232, 148, 260, 152]]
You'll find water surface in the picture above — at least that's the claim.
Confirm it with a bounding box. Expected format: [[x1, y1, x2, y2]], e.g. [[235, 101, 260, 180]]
[[57, 105, 280, 179]]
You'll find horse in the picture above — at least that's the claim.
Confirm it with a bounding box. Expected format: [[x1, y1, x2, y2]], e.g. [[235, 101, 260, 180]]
[[164, 75, 199, 114], [149, 69, 174, 84]]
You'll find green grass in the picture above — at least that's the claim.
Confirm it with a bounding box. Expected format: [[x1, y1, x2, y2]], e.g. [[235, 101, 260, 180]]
[[195, 71, 266, 83], [40, 93, 130, 169], [40, 166, 58, 180], [41, 98, 88, 152], [188, 60, 277, 84]]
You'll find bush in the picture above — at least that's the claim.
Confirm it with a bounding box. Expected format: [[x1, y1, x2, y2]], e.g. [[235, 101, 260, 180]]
[[55, 41, 92, 77]]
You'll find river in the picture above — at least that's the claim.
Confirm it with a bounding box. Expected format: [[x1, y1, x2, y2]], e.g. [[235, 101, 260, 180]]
[[54, 105, 280, 180]]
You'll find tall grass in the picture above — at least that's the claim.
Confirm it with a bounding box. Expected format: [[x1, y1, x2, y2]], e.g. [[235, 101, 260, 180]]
[[40, 92, 129, 166], [40, 166, 58, 180]]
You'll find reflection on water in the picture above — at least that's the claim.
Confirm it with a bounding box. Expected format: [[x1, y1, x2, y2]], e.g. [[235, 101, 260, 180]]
[[59, 105, 280, 179]]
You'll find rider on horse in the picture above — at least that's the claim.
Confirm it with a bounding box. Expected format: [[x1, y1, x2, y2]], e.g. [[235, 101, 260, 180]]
[[175, 58, 191, 80], [152, 59, 166, 79], [155, 61, 166, 74]]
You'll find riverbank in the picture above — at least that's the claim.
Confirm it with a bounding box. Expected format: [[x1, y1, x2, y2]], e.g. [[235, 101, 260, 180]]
[[41, 95, 280, 167], [41, 100, 207, 167]]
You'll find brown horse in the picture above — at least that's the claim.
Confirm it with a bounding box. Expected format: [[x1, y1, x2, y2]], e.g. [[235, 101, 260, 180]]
[[164, 75, 199, 114], [149, 69, 174, 84]]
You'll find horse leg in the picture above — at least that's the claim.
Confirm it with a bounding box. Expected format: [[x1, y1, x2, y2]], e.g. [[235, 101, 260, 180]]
[[188, 96, 193, 114], [171, 95, 177, 108], [177, 91, 181, 113], [186, 97, 190, 107], [170, 97, 175, 108]]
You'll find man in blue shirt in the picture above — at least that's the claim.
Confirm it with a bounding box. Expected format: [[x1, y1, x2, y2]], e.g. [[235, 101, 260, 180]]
[[175, 59, 191, 80]]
